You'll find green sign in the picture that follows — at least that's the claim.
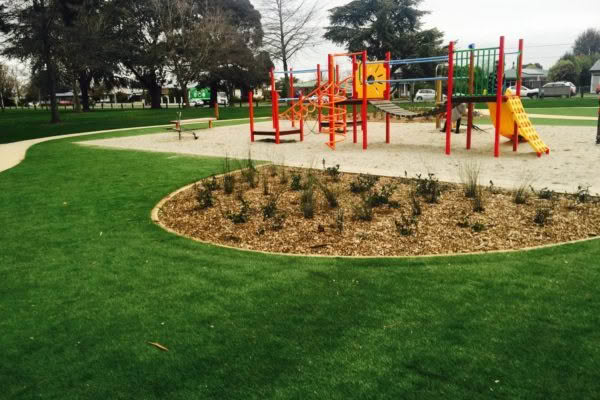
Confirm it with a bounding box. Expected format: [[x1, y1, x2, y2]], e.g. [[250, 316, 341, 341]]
[[189, 88, 211, 101]]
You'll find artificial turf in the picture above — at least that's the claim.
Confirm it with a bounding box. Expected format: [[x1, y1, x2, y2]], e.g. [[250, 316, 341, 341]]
[[1, 126, 600, 399]]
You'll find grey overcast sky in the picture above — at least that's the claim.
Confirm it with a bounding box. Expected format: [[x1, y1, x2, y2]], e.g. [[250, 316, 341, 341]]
[[253, 0, 600, 72]]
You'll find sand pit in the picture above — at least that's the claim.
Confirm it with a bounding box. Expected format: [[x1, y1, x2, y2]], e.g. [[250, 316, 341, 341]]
[[81, 120, 600, 194]]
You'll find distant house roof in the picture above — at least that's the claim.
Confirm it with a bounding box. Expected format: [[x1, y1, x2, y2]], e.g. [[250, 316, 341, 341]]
[[591, 60, 600, 73], [504, 68, 548, 80]]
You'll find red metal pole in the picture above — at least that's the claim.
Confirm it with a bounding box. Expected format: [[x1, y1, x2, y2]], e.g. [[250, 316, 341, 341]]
[[299, 94, 304, 141], [467, 48, 475, 150], [249, 91, 255, 142], [495, 36, 505, 158], [270, 68, 276, 129], [329, 54, 335, 149], [317, 64, 322, 133], [513, 38, 524, 152], [362, 50, 368, 150], [445, 41, 455, 155], [275, 91, 280, 144], [290, 68, 295, 128], [352, 55, 358, 143], [385, 51, 391, 144]]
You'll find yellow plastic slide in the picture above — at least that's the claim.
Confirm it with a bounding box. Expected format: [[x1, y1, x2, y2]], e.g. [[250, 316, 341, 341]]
[[487, 90, 549, 156]]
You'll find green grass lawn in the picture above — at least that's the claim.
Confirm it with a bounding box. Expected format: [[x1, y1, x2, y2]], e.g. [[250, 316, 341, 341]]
[[1, 126, 600, 399], [0, 106, 273, 144], [524, 107, 599, 117], [475, 116, 598, 127]]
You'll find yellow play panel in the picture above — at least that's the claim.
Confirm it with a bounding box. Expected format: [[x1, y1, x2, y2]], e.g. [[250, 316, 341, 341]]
[[355, 62, 386, 99]]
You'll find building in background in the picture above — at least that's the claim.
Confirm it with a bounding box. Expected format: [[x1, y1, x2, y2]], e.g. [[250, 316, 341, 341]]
[[590, 60, 600, 93]]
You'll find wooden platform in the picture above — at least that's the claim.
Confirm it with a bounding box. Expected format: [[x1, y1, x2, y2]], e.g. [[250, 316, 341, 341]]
[[368, 100, 418, 117]]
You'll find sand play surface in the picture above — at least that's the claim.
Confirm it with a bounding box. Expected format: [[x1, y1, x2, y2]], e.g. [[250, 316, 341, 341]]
[[81, 120, 600, 194]]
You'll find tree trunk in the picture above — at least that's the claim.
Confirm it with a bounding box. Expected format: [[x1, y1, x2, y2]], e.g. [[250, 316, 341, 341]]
[[46, 60, 60, 123], [72, 76, 81, 113], [181, 84, 190, 107], [78, 72, 92, 112], [209, 81, 218, 108], [150, 84, 162, 109]]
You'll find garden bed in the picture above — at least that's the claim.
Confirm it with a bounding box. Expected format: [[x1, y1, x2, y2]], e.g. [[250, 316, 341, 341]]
[[157, 162, 600, 257]]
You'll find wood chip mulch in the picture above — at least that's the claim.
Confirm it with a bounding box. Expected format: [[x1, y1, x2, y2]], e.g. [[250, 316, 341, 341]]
[[157, 166, 600, 257]]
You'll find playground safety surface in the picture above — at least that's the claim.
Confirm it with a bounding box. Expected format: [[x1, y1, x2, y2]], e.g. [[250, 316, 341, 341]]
[[81, 121, 600, 195]]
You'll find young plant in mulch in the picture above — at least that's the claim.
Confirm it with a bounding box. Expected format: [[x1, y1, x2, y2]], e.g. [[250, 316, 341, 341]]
[[270, 212, 286, 231], [318, 180, 339, 209], [204, 175, 219, 191], [532, 186, 555, 200], [575, 185, 591, 204], [410, 190, 422, 217], [322, 160, 341, 182], [472, 186, 485, 213], [195, 185, 213, 210], [262, 173, 270, 196], [459, 161, 481, 199], [394, 213, 417, 236], [471, 222, 486, 233], [415, 173, 441, 204], [300, 185, 316, 219], [534, 207, 552, 226], [279, 165, 289, 185], [268, 163, 278, 177], [222, 157, 236, 195], [368, 183, 396, 207], [239, 151, 258, 188], [290, 173, 303, 191], [488, 180, 501, 195], [334, 208, 344, 233], [350, 174, 379, 194], [352, 193, 374, 221], [226, 194, 251, 224], [513, 177, 533, 205]]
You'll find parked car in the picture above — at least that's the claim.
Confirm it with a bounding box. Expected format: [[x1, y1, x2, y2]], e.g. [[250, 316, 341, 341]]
[[507, 85, 532, 97], [540, 82, 572, 98], [555, 81, 577, 95], [414, 89, 436, 102]]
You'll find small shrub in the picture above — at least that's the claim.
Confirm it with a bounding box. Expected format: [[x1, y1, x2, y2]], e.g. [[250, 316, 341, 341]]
[[534, 208, 552, 226], [472, 186, 485, 213], [204, 175, 219, 191], [290, 174, 302, 191], [388, 200, 401, 209], [335, 208, 344, 233], [300, 186, 316, 219], [227, 195, 250, 224], [459, 161, 481, 199], [576, 185, 591, 203], [410, 190, 422, 217], [271, 212, 286, 231], [488, 180, 501, 195], [472, 222, 486, 233], [262, 194, 278, 220], [350, 174, 379, 194], [241, 166, 258, 188], [223, 174, 235, 195], [368, 183, 396, 207], [319, 182, 339, 209], [534, 186, 555, 200], [513, 184, 530, 205], [352, 194, 374, 221], [415, 173, 440, 204], [394, 214, 417, 236], [195, 183, 214, 209], [325, 164, 341, 182], [457, 215, 471, 228]]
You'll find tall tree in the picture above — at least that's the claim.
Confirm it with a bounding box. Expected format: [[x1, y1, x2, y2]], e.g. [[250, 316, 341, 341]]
[[113, 0, 167, 109], [573, 28, 600, 56], [324, 0, 444, 77], [3, 0, 66, 122], [150, 0, 236, 107], [560, 52, 599, 88], [0, 62, 14, 110], [258, 0, 319, 93], [548, 59, 578, 84]]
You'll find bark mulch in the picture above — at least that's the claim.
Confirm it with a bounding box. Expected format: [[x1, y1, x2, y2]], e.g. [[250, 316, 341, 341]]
[[158, 165, 600, 257]]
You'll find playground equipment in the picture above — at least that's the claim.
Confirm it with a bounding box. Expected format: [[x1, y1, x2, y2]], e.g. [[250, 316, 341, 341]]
[[249, 36, 550, 157]]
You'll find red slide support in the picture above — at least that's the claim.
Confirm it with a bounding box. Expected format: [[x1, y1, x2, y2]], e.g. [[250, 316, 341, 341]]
[[249, 91, 255, 142], [362, 50, 368, 150], [445, 41, 454, 155]]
